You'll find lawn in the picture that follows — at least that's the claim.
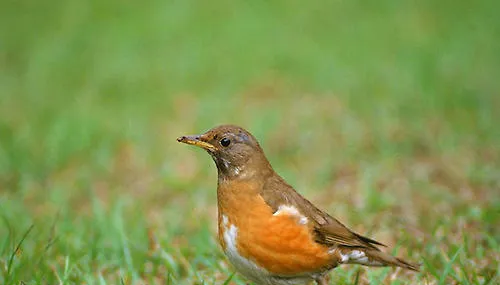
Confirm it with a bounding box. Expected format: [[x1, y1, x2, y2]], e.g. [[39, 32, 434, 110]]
[[1, 0, 499, 284]]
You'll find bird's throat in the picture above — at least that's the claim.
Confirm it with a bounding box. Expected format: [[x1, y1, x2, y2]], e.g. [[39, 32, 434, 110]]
[[216, 160, 249, 181]]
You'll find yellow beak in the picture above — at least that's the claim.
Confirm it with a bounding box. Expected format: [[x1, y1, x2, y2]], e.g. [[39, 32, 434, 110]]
[[177, 135, 216, 151]]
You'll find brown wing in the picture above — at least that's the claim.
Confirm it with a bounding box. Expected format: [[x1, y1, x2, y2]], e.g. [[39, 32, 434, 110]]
[[260, 174, 385, 250]]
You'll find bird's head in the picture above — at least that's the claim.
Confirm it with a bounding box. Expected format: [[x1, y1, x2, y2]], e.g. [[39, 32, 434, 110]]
[[177, 125, 272, 180]]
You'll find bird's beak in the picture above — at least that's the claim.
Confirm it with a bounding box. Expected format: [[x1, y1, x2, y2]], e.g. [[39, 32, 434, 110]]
[[177, 135, 216, 151]]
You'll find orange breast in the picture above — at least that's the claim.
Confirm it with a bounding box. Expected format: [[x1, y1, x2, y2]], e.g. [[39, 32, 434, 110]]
[[217, 180, 333, 275]]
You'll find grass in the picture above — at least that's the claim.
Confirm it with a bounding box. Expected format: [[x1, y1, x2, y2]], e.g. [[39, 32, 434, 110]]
[[1, 0, 499, 284]]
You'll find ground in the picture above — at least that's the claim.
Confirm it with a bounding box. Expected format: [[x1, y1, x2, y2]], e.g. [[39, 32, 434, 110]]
[[0, 0, 499, 284]]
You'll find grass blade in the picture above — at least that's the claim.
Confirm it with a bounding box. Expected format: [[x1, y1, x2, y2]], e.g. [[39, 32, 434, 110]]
[[439, 246, 462, 285], [6, 224, 34, 284], [223, 272, 235, 285]]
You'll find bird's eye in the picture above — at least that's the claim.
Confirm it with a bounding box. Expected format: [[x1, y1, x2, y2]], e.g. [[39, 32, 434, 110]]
[[220, 138, 231, 147]]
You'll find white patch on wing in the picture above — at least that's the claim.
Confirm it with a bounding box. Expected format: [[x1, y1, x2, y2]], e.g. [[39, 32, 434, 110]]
[[337, 249, 383, 266], [273, 205, 309, 225], [346, 250, 369, 263], [336, 249, 349, 262]]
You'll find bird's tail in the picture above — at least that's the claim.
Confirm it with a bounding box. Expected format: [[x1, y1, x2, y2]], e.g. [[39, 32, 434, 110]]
[[367, 250, 420, 271], [341, 248, 420, 271]]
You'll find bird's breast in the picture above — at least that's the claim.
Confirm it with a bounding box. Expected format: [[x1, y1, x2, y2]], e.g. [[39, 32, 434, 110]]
[[216, 180, 334, 277]]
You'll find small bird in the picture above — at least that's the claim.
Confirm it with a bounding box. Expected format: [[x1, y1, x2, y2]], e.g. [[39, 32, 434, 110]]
[[177, 125, 418, 285]]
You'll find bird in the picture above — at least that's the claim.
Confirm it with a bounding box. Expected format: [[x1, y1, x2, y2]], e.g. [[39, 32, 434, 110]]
[[177, 125, 418, 285]]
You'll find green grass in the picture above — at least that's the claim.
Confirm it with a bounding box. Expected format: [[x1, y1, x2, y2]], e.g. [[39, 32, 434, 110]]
[[1, 0, 499, 284]]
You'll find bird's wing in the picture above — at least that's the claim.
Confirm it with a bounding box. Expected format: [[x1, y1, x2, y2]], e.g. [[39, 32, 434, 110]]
[[313, 218, 385, 249], [261, 174, 385, 250]]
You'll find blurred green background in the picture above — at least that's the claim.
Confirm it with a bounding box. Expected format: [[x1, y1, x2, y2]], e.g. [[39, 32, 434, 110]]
[[1, 0, 499, 284]]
